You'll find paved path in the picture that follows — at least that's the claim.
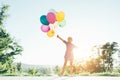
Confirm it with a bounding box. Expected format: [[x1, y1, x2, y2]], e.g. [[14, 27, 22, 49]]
[[0, 76, 120, 80]]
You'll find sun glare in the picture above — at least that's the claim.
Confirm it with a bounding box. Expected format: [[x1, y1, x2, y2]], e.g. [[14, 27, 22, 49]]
[[74, 47, 93, 62]]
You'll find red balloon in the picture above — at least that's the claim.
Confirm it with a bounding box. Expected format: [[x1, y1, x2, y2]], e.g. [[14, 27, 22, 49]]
[[47, 12, 56, 24]]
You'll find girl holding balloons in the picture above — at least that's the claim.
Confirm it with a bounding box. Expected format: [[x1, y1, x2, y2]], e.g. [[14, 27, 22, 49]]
[[57, 35, 77, 76], [40, 9, 77, 76]]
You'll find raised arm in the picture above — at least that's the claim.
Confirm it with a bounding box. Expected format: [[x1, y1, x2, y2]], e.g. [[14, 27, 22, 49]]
[[57, 35, 65, 42]]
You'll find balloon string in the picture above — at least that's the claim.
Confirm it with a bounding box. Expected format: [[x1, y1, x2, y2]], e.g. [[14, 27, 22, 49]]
[[53, 25, 55, 30], [51, 24, 56, 30], [50, 24, 58, 37]]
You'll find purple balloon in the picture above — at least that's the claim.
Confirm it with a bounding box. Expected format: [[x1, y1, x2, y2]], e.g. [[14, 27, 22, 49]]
[[47, 12, 56, 24], [41, 25, 50, 32]]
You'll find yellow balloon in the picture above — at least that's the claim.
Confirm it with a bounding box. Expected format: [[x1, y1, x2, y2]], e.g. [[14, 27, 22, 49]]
[[47, 29, 55, 37], [56, 11, 65, 22]]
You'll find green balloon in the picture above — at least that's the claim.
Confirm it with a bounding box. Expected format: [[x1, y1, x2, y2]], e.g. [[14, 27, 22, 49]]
[[59, 20, 66, 27]]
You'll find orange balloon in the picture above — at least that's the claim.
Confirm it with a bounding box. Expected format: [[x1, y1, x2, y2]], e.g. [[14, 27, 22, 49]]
[[47, 29, 55, 37]]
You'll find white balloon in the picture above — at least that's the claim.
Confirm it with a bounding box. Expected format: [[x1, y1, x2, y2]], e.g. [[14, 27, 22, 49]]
[[48, 9, 56, 14]]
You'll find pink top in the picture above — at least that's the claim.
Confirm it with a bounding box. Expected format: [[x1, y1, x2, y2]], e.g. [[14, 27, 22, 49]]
[[63, 40, 76, 61]]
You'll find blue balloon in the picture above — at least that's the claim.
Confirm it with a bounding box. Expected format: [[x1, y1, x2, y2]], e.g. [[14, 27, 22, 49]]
[[40, 15, 49, 25]]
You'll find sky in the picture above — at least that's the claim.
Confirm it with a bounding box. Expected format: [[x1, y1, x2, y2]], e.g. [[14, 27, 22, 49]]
[[0, 0, 120, 65]]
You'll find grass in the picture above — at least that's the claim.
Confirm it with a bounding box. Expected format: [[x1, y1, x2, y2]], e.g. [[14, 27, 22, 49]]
[[78, 72, 90, 76], [0, 72, 120, 76], [76, 72, 120, 76], [0, 73, 18, 76]]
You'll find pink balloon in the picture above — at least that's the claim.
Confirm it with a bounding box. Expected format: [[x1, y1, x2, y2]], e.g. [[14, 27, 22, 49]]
[[41, 25, 50, 32], [47, 12, 56, 24]]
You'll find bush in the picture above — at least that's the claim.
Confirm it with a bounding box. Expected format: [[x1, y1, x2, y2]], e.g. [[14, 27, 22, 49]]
[[54, 65, 60, 75], [28, 68, 38, 75]]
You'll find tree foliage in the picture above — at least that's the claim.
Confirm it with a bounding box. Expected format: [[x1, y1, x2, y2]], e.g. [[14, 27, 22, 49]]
[[0, 5, 23, 73], [100, 42, 119, 72], [72, 42, 120, 74], [16, 62, 22, 74]]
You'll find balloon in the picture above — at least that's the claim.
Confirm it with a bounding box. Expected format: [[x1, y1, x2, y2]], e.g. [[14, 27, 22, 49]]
[[56, 11, 65, 22], [48, 9, 56, 14], [40, 15, 49, 25], [47, 29, 55, 37], [39, 10, 65, 38], [47, 12, 56, 24], [41, 25, 50, 32], [59, 20, 66, 27]]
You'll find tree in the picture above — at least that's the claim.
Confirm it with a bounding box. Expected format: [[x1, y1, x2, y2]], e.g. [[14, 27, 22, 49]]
[[91, 42, 120, 73], [0, 5, 9, 26], [16, 62, 22, 74], [101, 42, 119, 72], [0, 5, 23, 73]]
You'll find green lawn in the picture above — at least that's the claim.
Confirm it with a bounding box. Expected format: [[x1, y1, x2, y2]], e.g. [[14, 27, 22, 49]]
[[1, 72, 120, 76]]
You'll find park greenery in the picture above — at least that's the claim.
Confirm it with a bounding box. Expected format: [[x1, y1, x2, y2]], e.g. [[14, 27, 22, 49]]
[[0, 4, 120, 76], [0, 5, 23, 75]]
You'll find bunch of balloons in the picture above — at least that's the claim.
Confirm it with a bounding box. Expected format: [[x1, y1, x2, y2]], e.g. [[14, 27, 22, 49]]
[[40, 9, 66, 37]]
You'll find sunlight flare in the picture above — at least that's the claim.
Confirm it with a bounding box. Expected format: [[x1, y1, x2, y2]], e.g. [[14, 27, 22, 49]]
[[74, 47, 93, 62]]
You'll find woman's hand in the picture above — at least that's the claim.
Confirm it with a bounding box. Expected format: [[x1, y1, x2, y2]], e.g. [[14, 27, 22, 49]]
[[57, 35, 59, 38], [57, 35, 64, 41]]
